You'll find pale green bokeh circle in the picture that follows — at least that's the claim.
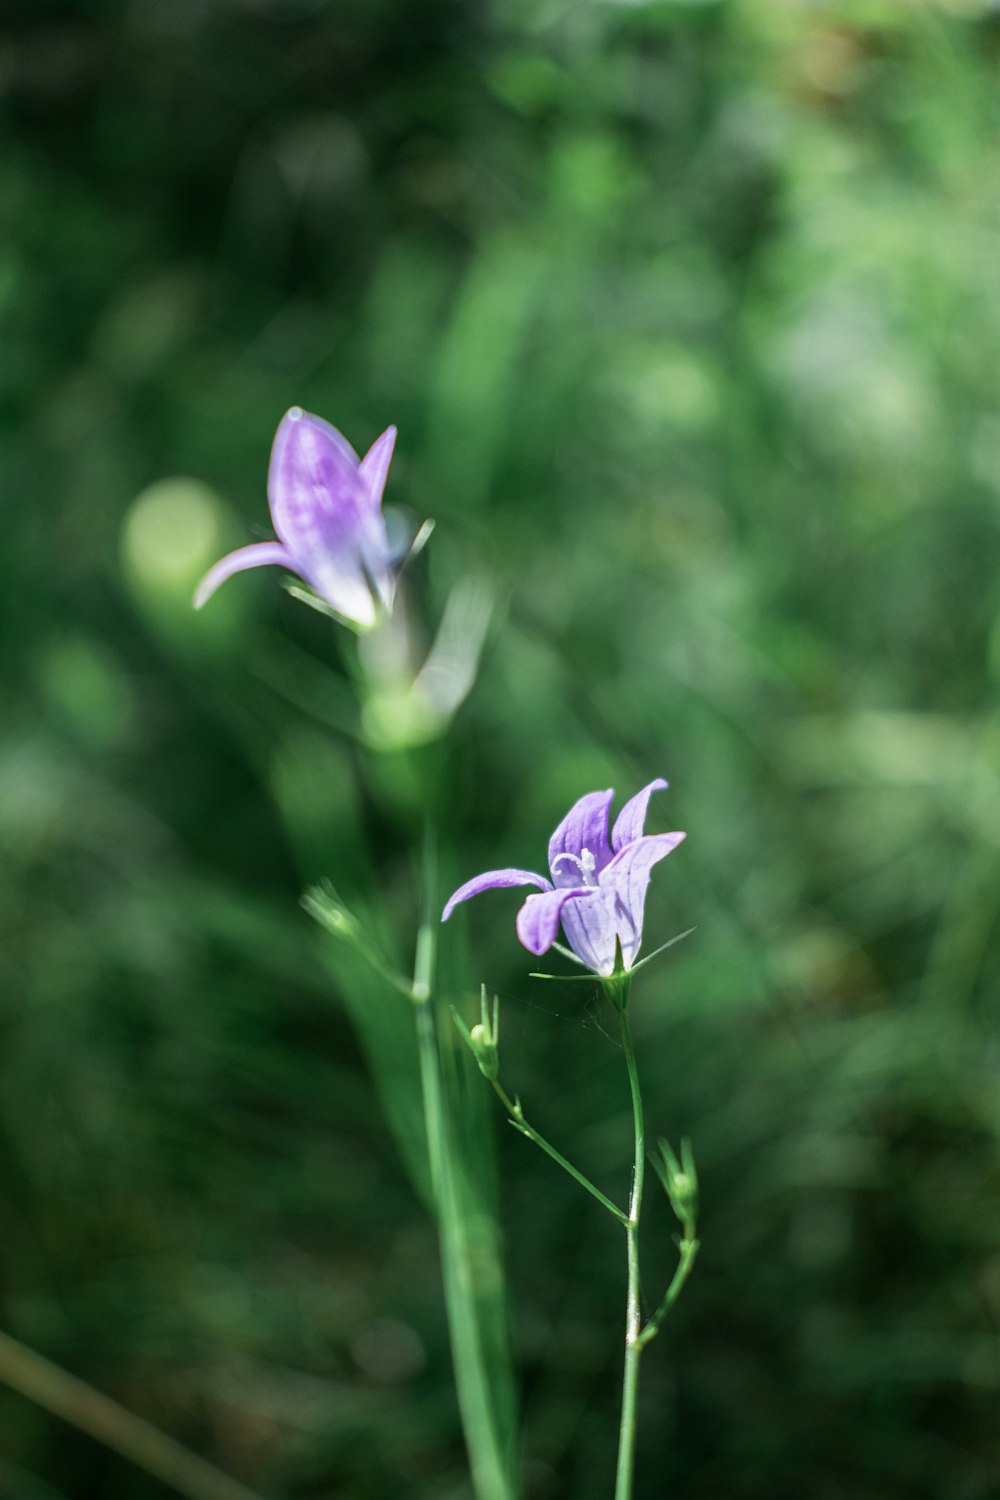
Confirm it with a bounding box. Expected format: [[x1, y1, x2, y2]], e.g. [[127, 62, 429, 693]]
[[121, 477, 224, 594]]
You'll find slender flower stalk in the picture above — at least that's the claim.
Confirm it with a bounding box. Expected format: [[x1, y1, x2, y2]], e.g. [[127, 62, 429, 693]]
[[611, 990, 701, 1498], [614, 984, 644, 1500]]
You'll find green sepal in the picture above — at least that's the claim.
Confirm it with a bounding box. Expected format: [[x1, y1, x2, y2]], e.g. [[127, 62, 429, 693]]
[[400, 517, 436, 571], [281, 579, 377, 634], [530, 927, 696, 984], [623, 927, 696, 977]]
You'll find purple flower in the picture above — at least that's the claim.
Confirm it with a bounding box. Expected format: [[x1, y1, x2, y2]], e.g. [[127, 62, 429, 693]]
[[442, 780, 685, 977], [194, 407, 401, 630]]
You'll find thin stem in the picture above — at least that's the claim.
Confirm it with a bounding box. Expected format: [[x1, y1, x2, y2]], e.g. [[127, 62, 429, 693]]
[[0, 1330, 262, 1500], [614, 1000, 644, 1500], [636, 1235, 700, 1350], [411, 829, 516, 1500], [490, 1080, 629, 1227], [413, 979, 444, 1196]]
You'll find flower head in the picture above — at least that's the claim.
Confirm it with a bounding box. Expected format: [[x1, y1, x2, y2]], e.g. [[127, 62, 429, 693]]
[[194, 407, 403, 630], [442, 780, 685, 976]]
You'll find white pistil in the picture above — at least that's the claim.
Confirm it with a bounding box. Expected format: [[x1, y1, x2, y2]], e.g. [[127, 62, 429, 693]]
[[552, 848, 599, 887]]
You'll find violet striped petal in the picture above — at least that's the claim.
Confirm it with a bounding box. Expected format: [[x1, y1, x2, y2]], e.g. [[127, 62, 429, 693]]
[[611, 777, 669, 853], [604, 832, 686, 968], [515, 886, 595, 957], [547, 788, 614, 886], [193, 541, 296, 610], [442, 868, 552, 923], [559, 888, 619, 975], [358, 425, 397, 511]]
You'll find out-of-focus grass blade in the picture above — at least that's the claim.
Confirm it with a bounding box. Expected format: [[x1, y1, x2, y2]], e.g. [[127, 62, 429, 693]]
[[0, 1331, 263, 1500], [411, 826, 519, 1500]]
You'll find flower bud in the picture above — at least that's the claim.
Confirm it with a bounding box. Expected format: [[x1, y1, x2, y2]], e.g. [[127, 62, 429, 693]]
[[468, 1021, 499, 1080], [657, 1137, 699, 1228], [451, 987, 500, 1080]]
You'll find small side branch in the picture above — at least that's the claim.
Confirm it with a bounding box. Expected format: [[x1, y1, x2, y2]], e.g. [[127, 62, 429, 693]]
[[636, 1234, 700, 1350], [490, 1081, 630, 1227]]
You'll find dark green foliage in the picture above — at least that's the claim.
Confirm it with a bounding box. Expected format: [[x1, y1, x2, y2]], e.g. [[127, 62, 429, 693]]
[[2, 2, 999, 1497]]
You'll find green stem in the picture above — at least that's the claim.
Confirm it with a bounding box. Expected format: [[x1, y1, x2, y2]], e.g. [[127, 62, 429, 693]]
[[614, 1000, 644, 1500], [413, 975, 444, 1203], [636, 1235, 700, 1350], [490, 1081, 629, 1227], [411, 832, 516, 1500], [0, 1330, 262, 1500]]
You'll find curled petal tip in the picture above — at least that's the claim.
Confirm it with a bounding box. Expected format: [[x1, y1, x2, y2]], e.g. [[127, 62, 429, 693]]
[[192, 541, 294, 611], [441, 868, 552, 923]]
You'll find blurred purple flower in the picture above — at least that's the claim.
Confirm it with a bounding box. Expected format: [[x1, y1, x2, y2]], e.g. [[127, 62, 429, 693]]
[[194, 407, 400, 630], [442, 780, 685, 976]]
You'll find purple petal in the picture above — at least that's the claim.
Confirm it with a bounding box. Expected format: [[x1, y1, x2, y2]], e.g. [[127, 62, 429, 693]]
[[442, 868, 551, 923], [611, 778, 669, 853], [558, 889, 619, 975], [602, 832, 686, 968], [358, 426, 397, 511], [267, 408, 389, 625], [515, 886, 595, 957], [193, 541, 296, 609], [268, 409, 362, 546], [548, 789, 614, 886]]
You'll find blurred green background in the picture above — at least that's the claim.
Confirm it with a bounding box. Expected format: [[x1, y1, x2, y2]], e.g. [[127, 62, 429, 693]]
[[3, 1, 1000, 1496]]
